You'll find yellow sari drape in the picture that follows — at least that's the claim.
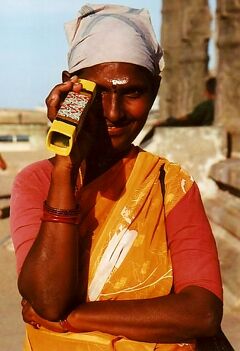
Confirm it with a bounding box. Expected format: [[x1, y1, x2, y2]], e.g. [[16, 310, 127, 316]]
[[24, 147, 195, 351]]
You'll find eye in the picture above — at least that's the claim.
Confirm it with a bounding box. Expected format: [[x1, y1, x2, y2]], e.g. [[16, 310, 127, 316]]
[[94, 90, 105, 103], [95, 88, 110, 102], [125, 89, 143, 99]]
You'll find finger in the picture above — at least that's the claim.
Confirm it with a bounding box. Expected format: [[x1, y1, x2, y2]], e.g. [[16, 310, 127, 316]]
[[29, 321, 41, 329], [22, 312, 29, 323], [45, 81, 74, 120], [46, 81, 83, 121], [70, 75, 82, 93], [21, 298, 28, 307], [22, 306, 30, 322], [67, 75, 82, 92]]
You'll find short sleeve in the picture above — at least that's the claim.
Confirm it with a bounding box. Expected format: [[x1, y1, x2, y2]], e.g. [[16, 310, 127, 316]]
[[10, 160, 52, 274], [165, 179, 223, 301]]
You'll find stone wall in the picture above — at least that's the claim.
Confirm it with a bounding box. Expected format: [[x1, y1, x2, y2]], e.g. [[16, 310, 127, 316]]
[[0, 108, 46, 124], [206, 157, 240, 312], [215, 0, 240, 132]]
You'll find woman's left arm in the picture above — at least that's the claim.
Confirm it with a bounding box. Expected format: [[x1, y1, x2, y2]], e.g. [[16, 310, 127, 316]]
[[23, 286, 222, 343], [67, 285, 222, 343]]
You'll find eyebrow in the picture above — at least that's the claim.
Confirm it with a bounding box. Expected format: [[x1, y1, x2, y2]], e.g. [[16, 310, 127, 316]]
[[97, 83, 147, 93]]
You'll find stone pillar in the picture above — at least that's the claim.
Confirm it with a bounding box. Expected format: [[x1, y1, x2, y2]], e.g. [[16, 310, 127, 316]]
[[159, 0, 211, 120], [215, 0, 240, 133]]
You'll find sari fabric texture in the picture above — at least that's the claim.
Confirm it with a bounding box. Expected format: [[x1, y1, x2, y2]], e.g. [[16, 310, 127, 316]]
[[23, 147, 196, 351]]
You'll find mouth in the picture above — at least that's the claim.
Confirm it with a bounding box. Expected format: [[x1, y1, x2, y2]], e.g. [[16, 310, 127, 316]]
[[106, 121, 132, 136]]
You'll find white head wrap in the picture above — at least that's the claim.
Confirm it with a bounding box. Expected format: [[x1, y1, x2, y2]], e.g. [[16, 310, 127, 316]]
[[65, 3, 165, 76]]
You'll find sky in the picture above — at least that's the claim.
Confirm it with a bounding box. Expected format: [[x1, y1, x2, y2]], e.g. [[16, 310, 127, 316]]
[[0, 0, 216, 109]]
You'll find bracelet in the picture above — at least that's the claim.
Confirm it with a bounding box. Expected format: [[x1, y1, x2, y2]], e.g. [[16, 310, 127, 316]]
[[41, 201, 81, 225], [41, 212, 81, 225], [59, 318, 79, 333], [44, 201, 80, 216]]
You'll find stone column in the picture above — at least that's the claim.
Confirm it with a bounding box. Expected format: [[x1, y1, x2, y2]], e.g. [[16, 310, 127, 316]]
[[159, 0, 211, 120], [215, 0, 240, 132]]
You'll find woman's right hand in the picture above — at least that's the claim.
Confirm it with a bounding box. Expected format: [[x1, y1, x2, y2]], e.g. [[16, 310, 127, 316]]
[[45, 76, 93, 170], [45, 75, 82, 122]]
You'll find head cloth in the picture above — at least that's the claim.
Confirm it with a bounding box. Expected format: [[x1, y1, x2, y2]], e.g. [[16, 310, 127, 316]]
[[65, 3, 164, 76]]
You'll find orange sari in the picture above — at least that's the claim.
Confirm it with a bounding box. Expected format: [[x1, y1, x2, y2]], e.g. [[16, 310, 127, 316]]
[[24, 146, 196, 350]]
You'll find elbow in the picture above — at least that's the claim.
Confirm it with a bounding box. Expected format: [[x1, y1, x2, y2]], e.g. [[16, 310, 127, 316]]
[[180, 286, 223, 339], [18, 277, 73, 322], [24, 296, 72, 322], [191, 306, 223, 338], [200, 309, 222, 337]]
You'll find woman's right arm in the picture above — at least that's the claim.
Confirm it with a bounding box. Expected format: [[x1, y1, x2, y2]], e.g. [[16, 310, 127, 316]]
[[17, 78, 88, 321], [18, 161, 80, 320]]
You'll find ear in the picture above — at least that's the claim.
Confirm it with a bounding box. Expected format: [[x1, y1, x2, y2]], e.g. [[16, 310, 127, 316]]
[[62, 70, 71, 83], [152, 76, 161, 98]]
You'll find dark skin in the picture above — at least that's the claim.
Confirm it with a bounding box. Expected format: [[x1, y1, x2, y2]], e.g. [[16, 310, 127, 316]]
[[19, 62, 222, 343]]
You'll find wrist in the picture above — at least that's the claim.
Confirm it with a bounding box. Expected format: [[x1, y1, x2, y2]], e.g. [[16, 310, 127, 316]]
[[53, 155, 82, 175], [50, 166, 79, 197]]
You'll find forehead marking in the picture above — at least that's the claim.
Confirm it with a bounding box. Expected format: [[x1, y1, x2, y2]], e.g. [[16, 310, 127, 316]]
[[111, 78, 129, 86]]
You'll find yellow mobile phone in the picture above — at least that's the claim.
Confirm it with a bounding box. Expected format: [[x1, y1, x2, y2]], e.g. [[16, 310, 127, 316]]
[[46, 79, 96, 156]]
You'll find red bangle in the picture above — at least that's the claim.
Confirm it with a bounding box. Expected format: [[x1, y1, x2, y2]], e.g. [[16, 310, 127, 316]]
[[59, 318, 79, 333], [41, 201, 81, 224], [41, 212, 81, 225]]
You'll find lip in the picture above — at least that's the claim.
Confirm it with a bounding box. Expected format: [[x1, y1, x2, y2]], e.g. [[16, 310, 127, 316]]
[[106, 119, 132, 136], [107, 125, 128, 136]]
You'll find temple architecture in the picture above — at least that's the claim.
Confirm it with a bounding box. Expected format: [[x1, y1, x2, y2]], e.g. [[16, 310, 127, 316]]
[[155, 0, 240, 318], [159, 0, 211, 120]]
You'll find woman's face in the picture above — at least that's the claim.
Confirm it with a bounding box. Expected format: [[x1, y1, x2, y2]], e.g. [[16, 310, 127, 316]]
[[73, 62, 159, 156]]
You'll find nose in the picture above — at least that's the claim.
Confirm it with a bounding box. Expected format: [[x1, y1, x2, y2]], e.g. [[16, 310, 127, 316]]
[[102, 92, 124, 123]]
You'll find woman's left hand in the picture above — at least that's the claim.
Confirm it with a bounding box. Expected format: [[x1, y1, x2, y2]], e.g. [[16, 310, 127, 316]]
[[21, 299, 66, 333]]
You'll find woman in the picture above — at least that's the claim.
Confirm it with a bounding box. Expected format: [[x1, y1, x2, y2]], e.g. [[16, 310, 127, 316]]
[[10, 4, 223, 351]]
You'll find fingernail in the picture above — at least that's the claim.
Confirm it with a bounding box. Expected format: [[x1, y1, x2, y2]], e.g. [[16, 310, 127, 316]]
[[70, 75, 78, 81], [30, 321, 41, 329]]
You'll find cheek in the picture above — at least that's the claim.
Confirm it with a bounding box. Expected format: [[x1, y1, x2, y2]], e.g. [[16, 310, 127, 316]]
[[126, 99, 152, 120]]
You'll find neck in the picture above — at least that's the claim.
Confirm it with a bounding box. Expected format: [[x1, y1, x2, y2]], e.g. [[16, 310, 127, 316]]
[[84, 146, 132, 184]]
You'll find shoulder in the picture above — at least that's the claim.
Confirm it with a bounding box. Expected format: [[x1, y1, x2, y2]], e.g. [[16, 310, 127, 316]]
[[138, 149, 194, 197], [14, 159, 52, 182], [10, 159, 52, 217], [12, 159, 52, 194], [161, 159, 194, 215], [162, 159, 193, 185]]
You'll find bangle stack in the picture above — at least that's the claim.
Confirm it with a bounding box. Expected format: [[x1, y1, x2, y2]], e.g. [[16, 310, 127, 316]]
[[59, 318, 79, 333], [41, 201, 81, 225]]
